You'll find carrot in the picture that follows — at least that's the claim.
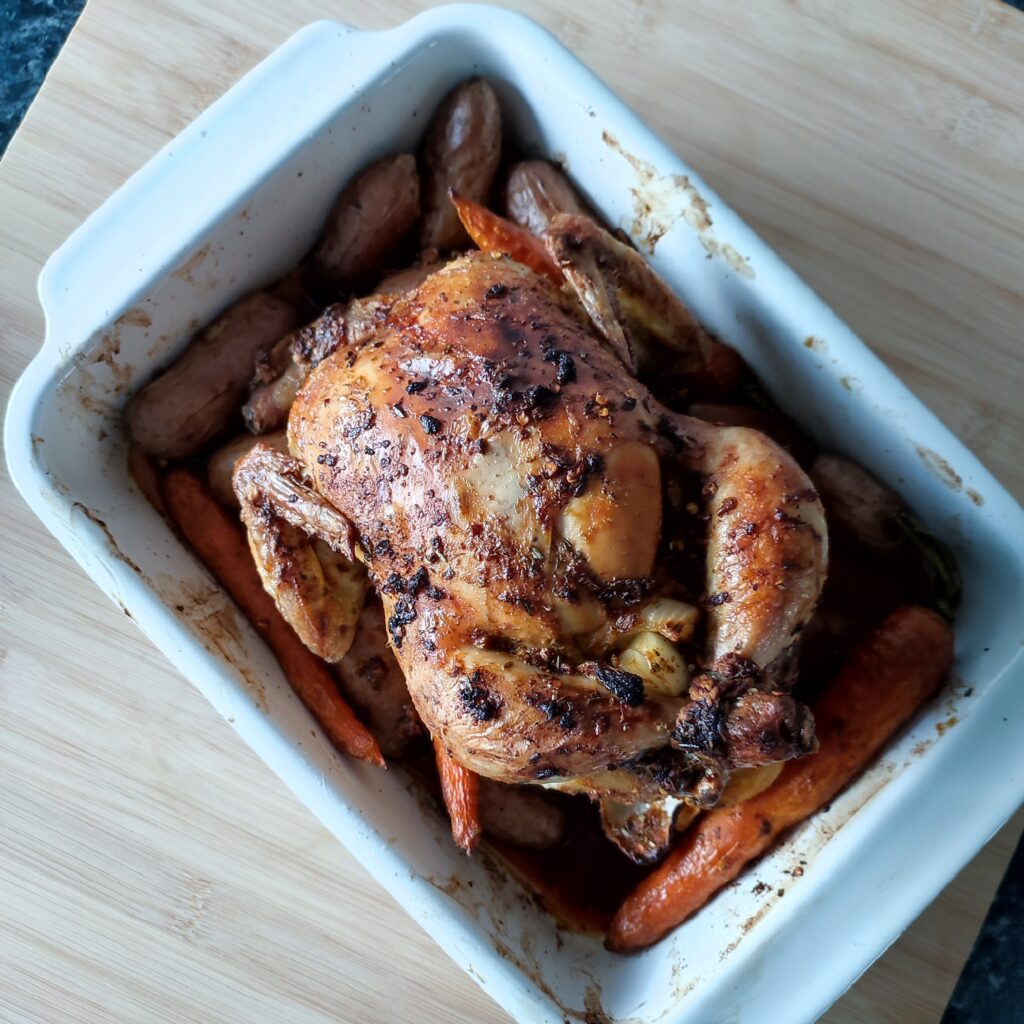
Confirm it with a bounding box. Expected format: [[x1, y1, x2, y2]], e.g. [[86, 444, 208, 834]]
[[606, 605, 954, 951], [127, 443, 167, 516], [686, 337, 745, 398], [449, 189, 564, 285], [160, 467, 384, 767], [434, 737, 482, 854]]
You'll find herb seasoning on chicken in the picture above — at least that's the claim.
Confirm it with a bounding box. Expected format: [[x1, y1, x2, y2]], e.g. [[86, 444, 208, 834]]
[[233, 251, 827, 861]]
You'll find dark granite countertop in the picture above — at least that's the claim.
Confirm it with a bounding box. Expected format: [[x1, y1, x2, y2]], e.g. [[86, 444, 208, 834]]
[[1, 0, 86, 156], [942, 833, 1024, 1023], [2, 3, 1022, 1022]]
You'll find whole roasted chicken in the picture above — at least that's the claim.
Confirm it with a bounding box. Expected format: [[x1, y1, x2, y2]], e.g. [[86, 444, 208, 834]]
[[233, 216, 828, 861]]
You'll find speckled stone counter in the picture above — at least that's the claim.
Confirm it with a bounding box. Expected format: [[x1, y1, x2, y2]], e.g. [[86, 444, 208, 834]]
[[942, 835, 1024, 1023], [1, 0, 86, 155]]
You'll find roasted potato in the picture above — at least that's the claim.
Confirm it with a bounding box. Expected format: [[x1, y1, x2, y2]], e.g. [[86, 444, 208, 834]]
[[334, 598, 425, 758], [126, 292, 299, 460], [246, 292, 407, 435], [250, 329, 296, 386], [243, 360, 307, 435], [372, 256, 444, 297], [812, 453, 902, 551], [419, 79, 502, 251], [207, 429, 288, 506], [127, 444, 166, 515], [688, 402, 815, 466], [268, 265, 319, 319], [311, 153, 420, 292], [505, 159, 588, 234], [478, 780, 568, 850]]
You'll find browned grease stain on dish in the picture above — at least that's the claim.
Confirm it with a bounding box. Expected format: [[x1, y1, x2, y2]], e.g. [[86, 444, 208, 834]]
[[58, 304, 157, 422], [59, 368, 116, 420], [669, 955, 697, 1005], [168, 576, 268, 711], [906, 675, 973, 763], [91, 307, 153, 391], [72, 501, 144, 576], [117, 308, 153, 329], [911, 736, 934, 758], [698, 237, 755, 278], [916, 446, 963, 491], [601, 131, 753, 278], [967, 487, 984, 506], [172, 245, 210, 286], [90, 348, 132, 393], [490, 935, 590, 1022], [583, 985, 614, 1024], [602, 129, 710, 241], [804, 335, 826, 352]]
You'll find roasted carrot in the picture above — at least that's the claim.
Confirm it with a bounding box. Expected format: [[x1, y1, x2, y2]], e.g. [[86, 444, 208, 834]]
[[434, 737, 482, 854], [449, 189, 564, 285], [607, 605, 954, 951], [686, 336, 746, 398], [127, 443, 167, 516], [161, 467, 384, 767]]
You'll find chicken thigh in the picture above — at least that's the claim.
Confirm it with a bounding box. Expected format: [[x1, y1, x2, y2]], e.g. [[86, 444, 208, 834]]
[[234, 251, 826, 833]]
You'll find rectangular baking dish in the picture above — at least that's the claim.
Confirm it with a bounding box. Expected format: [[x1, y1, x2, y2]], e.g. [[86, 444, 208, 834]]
[[6, 7, 1024, 1022]]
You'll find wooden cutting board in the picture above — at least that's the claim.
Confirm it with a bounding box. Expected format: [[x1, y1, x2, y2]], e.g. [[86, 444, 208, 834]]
[[1, 2, 1022, 1022]]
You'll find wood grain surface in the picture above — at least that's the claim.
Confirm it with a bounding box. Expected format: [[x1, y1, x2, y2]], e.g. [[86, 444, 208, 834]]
[[2, 2, 1022, 1022]]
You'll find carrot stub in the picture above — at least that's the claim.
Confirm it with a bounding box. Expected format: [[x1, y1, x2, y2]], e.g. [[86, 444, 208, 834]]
[[160, 467, 384, 767], [449, 190, 564, 285], [127, 443, 167, 516], [607, 605, 954, 951], [434, 737, 482, 854]]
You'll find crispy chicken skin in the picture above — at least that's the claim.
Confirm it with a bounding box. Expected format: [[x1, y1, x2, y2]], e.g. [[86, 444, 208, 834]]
[[234, 253, 826, 803]]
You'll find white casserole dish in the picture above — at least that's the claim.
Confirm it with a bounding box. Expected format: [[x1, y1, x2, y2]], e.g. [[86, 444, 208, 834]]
[[6, 6, 1024, 1022]]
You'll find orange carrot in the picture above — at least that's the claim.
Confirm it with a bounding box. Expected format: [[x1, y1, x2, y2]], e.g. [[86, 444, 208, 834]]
[[161, 467, 384, 767], [127, 443, 167, 516], [434, 737, 482, 854], [687, 337, 745, 398], [607, 605, 954, 951], [449, 190, 564, 285]]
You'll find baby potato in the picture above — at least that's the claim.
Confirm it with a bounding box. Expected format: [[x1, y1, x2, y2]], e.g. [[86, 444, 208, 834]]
[[207, 429, 288, 506], [126, 292, 299, 460], [243, 360, 307, 435], [419, 78, 502, 251], [311, 153, 420, 291], [371, 256, 444, 298], [334, 598, 425, 758], [478, 780, 567, 849], [689, 402, 815, 467], [505, 159, 587, 234], [811, 453, 904, 551]]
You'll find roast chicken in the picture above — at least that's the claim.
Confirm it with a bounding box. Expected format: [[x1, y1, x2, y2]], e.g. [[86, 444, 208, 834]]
[[233, 234, 828, 860]]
